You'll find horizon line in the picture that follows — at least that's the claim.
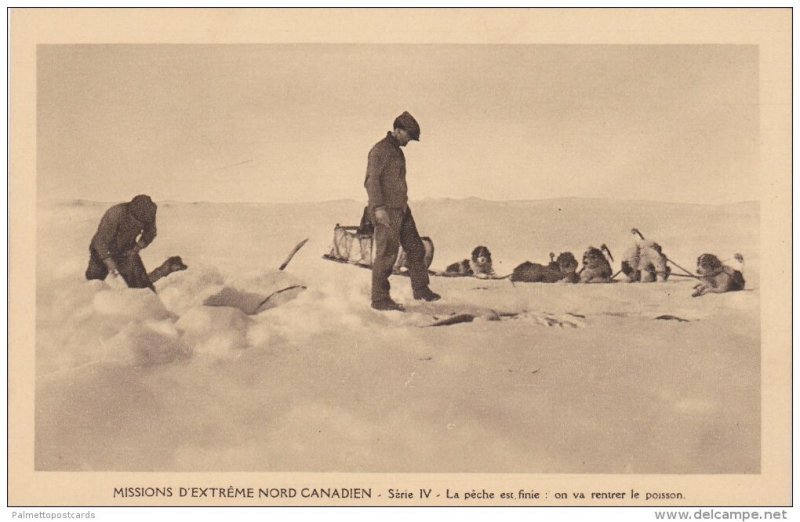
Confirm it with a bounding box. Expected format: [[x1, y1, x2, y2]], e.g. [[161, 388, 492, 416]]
[[39, 195, 760, 207]]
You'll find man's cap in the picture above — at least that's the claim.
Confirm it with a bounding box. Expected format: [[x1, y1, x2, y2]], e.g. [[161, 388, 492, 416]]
[[393, 111, 420, 141], [129, 194, 157, 223]]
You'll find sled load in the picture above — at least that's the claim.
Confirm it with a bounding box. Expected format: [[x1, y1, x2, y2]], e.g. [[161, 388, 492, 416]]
[[323, 207, 434, 273]]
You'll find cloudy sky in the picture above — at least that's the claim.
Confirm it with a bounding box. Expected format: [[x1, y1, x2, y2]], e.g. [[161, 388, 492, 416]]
[[38, 44, 758, 204]]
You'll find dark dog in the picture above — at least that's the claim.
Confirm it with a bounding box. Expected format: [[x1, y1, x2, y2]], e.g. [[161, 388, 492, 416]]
[[445, 246, 495, 278], [692, 253, 745, 297], [511, 252, 579, 283], [580, 244, 614, 283], [147, 256, 188, 284]]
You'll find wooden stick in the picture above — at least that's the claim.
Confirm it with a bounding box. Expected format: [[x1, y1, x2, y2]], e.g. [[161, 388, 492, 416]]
[[256, 284, 308, 311], [279, 238, 309, 270]]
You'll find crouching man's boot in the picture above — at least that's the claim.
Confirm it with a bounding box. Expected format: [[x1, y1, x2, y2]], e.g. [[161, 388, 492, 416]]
[[413, 287, 441, 302]]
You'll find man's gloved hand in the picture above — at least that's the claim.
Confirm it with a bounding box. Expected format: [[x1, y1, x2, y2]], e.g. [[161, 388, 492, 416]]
[[103, 258, 119, 277], [374, 207, 391, 227]]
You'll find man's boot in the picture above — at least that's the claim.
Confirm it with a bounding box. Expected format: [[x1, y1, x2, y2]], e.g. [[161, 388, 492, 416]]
[[413, 287, 441, 302], [371, 298, 405, 311]]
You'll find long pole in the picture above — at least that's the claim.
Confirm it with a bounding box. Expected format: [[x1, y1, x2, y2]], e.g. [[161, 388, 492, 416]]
[[279, 238, 309, 270]]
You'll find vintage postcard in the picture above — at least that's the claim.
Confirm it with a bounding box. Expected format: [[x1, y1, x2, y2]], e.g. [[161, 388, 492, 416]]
[[8, 8, 791, 507]]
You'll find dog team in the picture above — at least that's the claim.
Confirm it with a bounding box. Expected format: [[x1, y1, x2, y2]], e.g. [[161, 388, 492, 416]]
[[442, 227, 745, 298]]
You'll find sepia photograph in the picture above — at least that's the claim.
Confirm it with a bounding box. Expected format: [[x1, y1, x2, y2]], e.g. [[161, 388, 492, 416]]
[[8, 7, 792, 508]]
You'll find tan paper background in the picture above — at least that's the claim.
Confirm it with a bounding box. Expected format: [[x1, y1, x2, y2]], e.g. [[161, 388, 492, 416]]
[[9, 7, 791, 506]]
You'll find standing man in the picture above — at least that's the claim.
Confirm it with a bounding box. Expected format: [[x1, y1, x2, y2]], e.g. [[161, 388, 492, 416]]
[[85, 194, 158, 292], [364, 111, 441, 311]]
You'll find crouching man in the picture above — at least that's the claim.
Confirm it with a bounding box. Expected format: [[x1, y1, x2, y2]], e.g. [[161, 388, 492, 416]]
[[85, 194, 158, 291]]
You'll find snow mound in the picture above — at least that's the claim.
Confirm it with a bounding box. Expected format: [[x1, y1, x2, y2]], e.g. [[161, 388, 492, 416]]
[[175, 305, 251, 358], [38, 266, 289, 372], [157, 264, 226, 316], [256, 278, 372, 343], [93, 287, 173, 321], [105, 319, 189, 367]]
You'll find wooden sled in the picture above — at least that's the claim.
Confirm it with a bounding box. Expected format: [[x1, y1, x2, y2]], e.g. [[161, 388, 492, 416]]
[[325, 222, 434, 273]]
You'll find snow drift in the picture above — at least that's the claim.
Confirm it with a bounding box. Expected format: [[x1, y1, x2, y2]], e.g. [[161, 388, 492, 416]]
[[35, 198, 760, 473]]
